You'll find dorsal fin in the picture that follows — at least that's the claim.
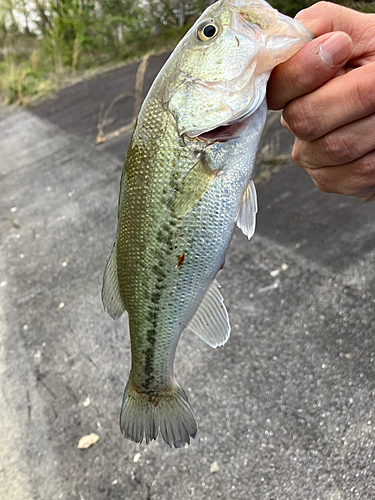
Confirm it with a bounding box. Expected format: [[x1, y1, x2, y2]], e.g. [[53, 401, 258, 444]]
[[187, 280, 230, 348], [102, 242, 126, 320], [236, 180, 258, 240]]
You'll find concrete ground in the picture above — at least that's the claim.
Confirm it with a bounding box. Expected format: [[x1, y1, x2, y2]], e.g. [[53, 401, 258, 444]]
[[0, 53, 374, 500]]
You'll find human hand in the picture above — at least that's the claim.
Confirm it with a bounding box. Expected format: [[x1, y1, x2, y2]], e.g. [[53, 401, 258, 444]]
[[267, 2, 375, 202]]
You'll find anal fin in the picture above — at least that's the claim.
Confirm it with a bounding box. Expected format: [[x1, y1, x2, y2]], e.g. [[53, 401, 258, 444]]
[[102, 242, 125, 320], [236, 180, 258, 240], [187, 280, 230, 348]]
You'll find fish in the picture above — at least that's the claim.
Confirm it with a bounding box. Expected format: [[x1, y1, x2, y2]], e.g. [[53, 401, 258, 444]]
[[102, 0, 312, 448]]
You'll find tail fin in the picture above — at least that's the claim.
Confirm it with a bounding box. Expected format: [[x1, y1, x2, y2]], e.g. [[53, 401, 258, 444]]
[[120, 383, 197, 448]]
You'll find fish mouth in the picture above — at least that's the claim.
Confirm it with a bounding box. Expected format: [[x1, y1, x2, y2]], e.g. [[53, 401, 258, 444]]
[[197, 121, 244, 143], [196, 98, 264, 144], [192, 64, 267, 144]]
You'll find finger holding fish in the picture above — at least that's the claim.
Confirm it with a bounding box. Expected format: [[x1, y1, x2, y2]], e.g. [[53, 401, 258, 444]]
[[267, 2, 375, 201], [267, 31, 353, 111], [301, 151, 375, 202]]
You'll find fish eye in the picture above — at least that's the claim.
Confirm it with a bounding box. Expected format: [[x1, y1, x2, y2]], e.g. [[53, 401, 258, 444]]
[[196, 21, 219, 42]]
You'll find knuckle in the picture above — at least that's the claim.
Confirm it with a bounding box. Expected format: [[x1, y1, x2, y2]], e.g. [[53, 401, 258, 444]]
[[316, 2, 345, 15], [323, 133, 355, 165], [309, 170, 335, 194], [352, 73, 375, 115], [291, 141, 309, 168], [356, 151, 375, 181], [283, 99, 319, 141], [313, 1, 332, 12], [316, 1, 333, 8], [291, 147, 300, 166], [356, 187, 375, 202], [308, 151, 375, 198], [350, 158, 375, 199], [300, 2, 340, 19]]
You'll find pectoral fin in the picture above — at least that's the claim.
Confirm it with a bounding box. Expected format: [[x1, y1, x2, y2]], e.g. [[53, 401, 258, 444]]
[[102, 242, 126, 320], [187, 280, 230, 348], [172, 158, 217, 218], [236, 180, 258, 240]]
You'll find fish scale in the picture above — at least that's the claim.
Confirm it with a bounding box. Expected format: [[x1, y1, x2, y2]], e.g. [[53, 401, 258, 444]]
[[117, 94, 187, 389], [102, 0, 313, 447]]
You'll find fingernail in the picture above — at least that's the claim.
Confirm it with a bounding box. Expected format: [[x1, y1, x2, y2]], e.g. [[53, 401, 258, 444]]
[[318, 33, 352, 68]]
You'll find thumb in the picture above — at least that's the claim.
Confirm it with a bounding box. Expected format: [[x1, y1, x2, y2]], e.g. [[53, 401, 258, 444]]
[[267, 31, 353, 110]]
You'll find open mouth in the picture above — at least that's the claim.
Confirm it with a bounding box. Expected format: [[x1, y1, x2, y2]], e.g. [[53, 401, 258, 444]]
[[197, 118, 247, 143]]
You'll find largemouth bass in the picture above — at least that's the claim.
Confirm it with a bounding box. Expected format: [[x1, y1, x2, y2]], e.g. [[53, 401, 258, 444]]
[[102, 0, 312, 448]]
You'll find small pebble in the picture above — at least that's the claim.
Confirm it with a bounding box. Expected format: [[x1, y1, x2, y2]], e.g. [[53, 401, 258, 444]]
[[270, 269, 280, 277], [57, 216, 66, 221], [47, 187, 52, 192], [77, 433, 99, 449], [210, 461, 219, 473], [83, 397, 91, 407], [61, 261, 67, 267], [112, 479, 118, 485], [10, 207, 17, 213], [58, 302, 65, 309], [281, 263, 288, 271], [133, 452, 141, 463], [0, 281, 7, 287], [20, 254, 25, 259]]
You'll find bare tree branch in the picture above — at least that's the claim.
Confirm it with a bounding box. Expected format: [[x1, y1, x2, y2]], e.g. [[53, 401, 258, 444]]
[[96, 53, 150, 145]]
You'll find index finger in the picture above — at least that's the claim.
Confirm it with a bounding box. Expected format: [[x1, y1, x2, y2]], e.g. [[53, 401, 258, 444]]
[[267, 31, 352, 110], [266, 0, 375, 110], [296, 1, 375, 51]]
